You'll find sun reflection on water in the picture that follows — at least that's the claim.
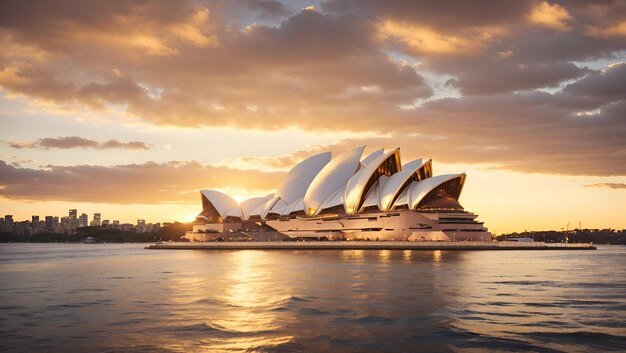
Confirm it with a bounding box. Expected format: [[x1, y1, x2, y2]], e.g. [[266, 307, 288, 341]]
[[432, 250, 442, 265], [402, 250, 413, 262], [212, 251, 293, 350], [164, 251, 294, 352], [377, 250, 391, 263], [215, 251, 280, 330], [341, 249, 365, 262]]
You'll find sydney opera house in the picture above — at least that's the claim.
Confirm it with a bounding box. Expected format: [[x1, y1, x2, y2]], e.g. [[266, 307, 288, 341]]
[[184, 146, 492, 242]]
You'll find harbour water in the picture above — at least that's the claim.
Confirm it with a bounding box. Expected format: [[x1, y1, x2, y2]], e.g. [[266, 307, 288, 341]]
[[0, 244, 624, 352]]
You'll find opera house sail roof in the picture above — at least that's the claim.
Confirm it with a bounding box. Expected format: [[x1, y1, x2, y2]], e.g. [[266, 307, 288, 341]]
[[189, 146, 492, 242]]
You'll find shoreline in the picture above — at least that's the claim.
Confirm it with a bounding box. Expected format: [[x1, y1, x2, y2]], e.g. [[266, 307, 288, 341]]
[[146, 241, 596, 251]]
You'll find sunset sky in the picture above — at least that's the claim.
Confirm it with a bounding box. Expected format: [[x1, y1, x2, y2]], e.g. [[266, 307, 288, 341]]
[[1, 0, 625, 233]]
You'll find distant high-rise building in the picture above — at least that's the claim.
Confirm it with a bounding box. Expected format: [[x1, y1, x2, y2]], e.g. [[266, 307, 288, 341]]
[[78, 213, 88, 228], [60, 216, 70, 233], [0, 215, 8, 232], [44, 216, 60, 231], [136, 219, 146, 232], [4, 215, 14, 231], [90, 213, 101, 227], [68, 209, 78, 231], [102, 220, 110, 227], [31, 215, 39, 229]]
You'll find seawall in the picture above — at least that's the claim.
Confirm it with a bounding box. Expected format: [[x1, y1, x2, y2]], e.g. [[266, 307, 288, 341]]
[[146, 241, 596, 251]]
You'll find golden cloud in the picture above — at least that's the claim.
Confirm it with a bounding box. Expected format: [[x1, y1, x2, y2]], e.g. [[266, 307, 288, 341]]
[[0, 0, 625, 178], [376, 20, 492, 55], [529, 1, 574, 32], [585, 21, 626, 38]]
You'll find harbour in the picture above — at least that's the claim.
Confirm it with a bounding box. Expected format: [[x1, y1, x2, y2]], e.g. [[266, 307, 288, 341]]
[[2, 243, 622, 352]]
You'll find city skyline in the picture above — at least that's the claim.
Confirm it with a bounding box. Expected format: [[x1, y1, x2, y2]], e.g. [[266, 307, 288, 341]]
[[1, 1, 625, 232], [1, 208, 161, 235], [2, 210, 160, 226]]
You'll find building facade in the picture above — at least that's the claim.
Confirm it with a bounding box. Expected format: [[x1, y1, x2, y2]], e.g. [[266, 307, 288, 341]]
[[185, 146, 492, 242]]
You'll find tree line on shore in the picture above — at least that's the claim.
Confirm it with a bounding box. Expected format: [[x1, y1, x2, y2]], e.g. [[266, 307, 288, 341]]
[[0, 222, 192, 243], [496, 229, 626, 245]]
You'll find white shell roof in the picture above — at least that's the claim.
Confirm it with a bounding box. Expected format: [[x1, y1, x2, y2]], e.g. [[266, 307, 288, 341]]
[[391, 182, 414, 208], [265, 198, 288, 216], [200, 190, 242, 219], [361, 148, 384, 167], [261, 152, 331, 218], [250, 193, 274, 218], [282, 198, 305, 216], [248, 203, 265, 219], [249, 202, 267, 218], [260, 196, 278, 219], [344, 148, 399, 214], [316, 184, 347, 215], [359, 176, 388, 212], [304, 145, 365, 216], [342, 167, 365, 212], [408, 173, 465, 210], [360, 186, 379, 211], [240, 196, 271, 220], [379, 158, 424, 211], [267, 201, 287, 216], [196, 147, 469, 221], [225, 207, 243, 219], [274, 151, 331, 204]]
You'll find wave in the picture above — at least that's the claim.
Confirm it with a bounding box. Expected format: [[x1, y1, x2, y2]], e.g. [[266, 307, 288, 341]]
[[170, 322, 277, 338]]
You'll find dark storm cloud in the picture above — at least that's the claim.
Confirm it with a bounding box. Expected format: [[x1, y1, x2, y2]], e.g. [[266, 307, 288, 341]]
[[9, 136, 152, 150], [0, 160, 283, 203]]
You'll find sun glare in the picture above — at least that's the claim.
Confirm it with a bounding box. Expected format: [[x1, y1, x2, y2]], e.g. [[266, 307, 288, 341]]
[[233, 195, 249, 204], [182, 213, 197, 223]]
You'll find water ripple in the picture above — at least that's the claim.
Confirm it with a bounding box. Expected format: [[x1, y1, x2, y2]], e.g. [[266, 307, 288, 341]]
[[0, 243, 624, 352]]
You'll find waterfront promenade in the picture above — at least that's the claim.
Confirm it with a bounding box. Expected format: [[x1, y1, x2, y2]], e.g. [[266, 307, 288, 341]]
[[147, 241, 596, 251]]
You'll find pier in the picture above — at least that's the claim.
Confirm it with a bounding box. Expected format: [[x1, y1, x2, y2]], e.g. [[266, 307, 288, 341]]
[[146, 241, 596, 251]]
